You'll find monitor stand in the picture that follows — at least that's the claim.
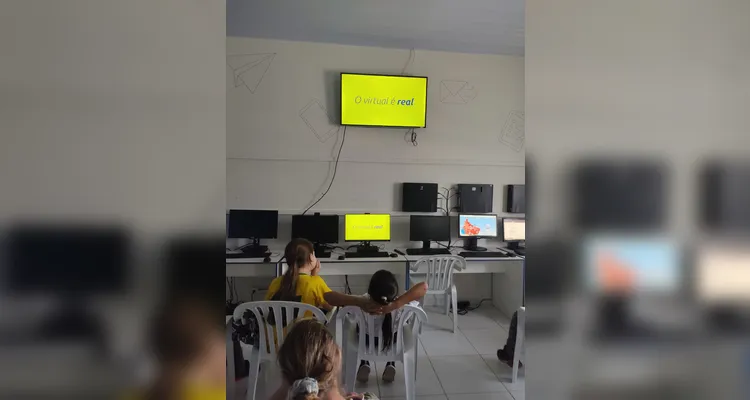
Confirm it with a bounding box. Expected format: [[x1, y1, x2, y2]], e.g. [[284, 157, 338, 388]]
[[345, 242, 389, 258], [507, 241, 525, 255], [313, 243, 332, 258], [38, 298, 103, 345], [463, 237, 487, 252], [406, 241, 451, 256], [239, 238, 269, 258]]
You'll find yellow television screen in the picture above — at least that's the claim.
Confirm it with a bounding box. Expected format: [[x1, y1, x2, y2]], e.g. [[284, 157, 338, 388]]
[[345, 214, 391, 241], [340, 73, 428, 128]]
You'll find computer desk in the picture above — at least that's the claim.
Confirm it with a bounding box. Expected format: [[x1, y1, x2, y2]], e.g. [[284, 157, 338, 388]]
[[226, 256, 280, 278], [227, 248, 524, 311]]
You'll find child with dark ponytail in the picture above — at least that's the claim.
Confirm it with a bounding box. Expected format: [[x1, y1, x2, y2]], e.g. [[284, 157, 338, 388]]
[[356, 270, 427, 384]]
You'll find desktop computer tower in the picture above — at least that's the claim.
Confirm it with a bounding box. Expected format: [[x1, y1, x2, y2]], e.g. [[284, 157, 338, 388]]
[[402, 183, 438, 212], [506, 184, 525, 213], [457, 184, 493, 213]]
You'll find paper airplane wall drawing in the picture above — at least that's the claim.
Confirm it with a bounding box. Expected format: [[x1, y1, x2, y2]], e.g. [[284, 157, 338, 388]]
[[500, 110, 525, 152], [300, 99, 340, 143], [440, 80, 478, 104], [227, 53, 275, 93]]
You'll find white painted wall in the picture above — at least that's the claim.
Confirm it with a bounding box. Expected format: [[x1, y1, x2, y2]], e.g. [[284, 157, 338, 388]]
[[226, 37, 525, 308], [0, 1, 226, 233], [0, 0, 226, 392], [526, 0, 750, 396], [526, 0, 750, 235]]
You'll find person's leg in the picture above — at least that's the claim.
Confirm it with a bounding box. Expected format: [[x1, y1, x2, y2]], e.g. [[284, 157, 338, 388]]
[[357, 334, 372, 382], [382, 332, 398, 383], [382, 361, 396, 383], [497, 311, 521, 367]]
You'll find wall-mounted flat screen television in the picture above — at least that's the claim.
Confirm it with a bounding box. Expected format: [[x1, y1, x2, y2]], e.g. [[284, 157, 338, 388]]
[[340, 73, 428, 128]]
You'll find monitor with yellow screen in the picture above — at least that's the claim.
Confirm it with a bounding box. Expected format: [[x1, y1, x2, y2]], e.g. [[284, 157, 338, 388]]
[[345, 214, 391, 242], [340, 73, 428, 128]]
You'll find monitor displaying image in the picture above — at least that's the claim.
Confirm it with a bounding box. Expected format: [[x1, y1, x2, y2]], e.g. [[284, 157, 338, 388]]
[[458, 214, 497, 237], [502, 218, 525, 242], [341, 73, 428, 128], [583, 236, 681, 294], [345, 214, 391, 241]]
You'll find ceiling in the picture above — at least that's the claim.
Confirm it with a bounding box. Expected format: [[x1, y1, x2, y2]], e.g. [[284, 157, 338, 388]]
[[227, 0, 525, 56]]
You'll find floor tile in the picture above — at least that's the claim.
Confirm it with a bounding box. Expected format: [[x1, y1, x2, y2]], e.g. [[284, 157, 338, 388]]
[[420, 329, 477, 357], [430, 355, 508, 394], [483, 309, 512, 331], [461, 328, 507, 355], [509, 389, 524, 400], [423, 307, 456, 332], [447, 392, 515, 400], [418, 338, 427, 356], [375, 359, 445, 397], [455, 310, 503, 330], [352, 361, 380, 396], [480, 354, 525, 392]]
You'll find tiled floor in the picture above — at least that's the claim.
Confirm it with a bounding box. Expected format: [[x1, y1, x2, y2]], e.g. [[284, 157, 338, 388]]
[[353, 305, 525, 400]]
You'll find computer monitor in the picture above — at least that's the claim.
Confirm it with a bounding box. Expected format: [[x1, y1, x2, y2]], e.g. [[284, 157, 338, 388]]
[[4, 224, 129, 295], [409, 215, 450, 251], [345, 214, 390, 253], [228, 210, 278, 239], [458, 214, 497, 251], [3, 223, 131, 341], [227, 209, 278, 256], [583, 236, 681, 295], [292, 214, 339, 257]]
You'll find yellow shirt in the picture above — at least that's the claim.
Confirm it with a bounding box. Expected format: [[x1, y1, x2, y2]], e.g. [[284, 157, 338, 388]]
[[123, 385, 225, 400], [265, 274, 332, 309]]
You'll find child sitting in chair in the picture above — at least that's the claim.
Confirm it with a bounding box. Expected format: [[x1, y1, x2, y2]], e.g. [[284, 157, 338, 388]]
[[355, 270, 427, 384]]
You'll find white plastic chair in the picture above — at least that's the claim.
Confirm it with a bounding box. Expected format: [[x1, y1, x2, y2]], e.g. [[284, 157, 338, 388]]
[[410, 255, 466, 333], [226, 318, 235, 397], [336, 305, 428, 400], [512, 306, 526, 383], [230, 301, 327, 400]]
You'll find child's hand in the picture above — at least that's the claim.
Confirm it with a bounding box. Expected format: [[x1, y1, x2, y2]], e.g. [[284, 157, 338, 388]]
[[378, 301, 400, 315], [311, 260, 321, 276], [359, 298, 385, 314]]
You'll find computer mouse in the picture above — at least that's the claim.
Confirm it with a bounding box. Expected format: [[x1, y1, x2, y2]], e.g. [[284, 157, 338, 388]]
[[263, 256, 271, 263], [389, 252, 398, 258], [338, 255, 345, 260]]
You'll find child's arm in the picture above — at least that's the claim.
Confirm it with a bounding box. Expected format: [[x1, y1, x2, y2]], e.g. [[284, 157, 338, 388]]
[[323, 291, 382, 313], [381, 282, 428, 314]]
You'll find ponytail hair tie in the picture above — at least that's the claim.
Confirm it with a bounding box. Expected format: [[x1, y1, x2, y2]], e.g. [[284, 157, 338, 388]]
[[288, 377, 319, 399]]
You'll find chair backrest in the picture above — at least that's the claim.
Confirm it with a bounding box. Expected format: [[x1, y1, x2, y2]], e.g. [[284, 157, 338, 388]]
[[336, 305, 427, 360], [232, 301, 328, 358], [410, 255, 466, 291]]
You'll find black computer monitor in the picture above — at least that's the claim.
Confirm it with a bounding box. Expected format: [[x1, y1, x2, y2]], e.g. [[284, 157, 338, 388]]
[[4, 224, 129, 295], [227, 210, 278, 256], [292, 214, 339, 257], [228, 210, 278, 239], [4, 223, 130, 341], [410, 215, 450, 251], [458, 213, 497, 251]]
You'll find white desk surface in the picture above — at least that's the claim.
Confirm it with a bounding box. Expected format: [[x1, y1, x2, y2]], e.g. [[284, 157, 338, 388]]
[[227, 247, 522, 277]]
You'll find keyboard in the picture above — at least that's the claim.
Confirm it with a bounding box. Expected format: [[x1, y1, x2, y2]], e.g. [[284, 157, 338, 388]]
[[226, 252, 268, 259], [405, 248, 452, 256], [344, 251, 390, 258], [458, 251, 510, 258]]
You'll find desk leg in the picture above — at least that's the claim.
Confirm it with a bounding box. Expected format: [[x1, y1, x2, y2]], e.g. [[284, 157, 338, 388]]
[[405, 261, 411, 288]]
